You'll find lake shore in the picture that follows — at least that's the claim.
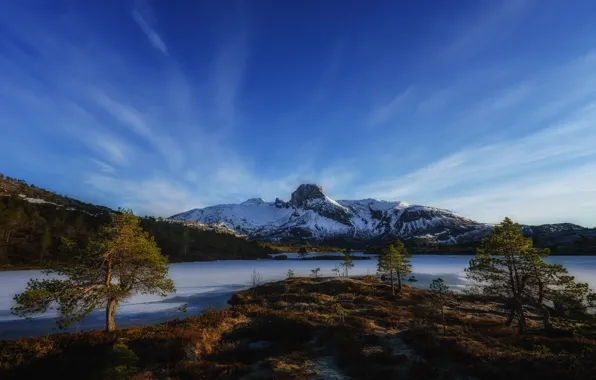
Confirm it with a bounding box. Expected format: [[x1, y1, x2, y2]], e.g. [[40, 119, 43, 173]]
[[2, 255, 595, 341], [4, 250, 594, 272], [2, 276, 595, 379]]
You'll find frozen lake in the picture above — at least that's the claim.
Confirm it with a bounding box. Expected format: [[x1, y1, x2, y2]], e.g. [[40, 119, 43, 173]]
[[1, 254, 595, 339]]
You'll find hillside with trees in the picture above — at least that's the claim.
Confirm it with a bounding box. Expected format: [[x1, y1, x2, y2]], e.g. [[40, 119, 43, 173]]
[[0, 175, 274, 269]]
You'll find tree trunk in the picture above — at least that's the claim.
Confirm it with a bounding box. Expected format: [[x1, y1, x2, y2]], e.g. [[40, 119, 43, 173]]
[[390, 270, 395, 296], [517, 304, 526, 334], [397, 273, 402, 293], [106, 298, 117, 332], [104, 255, 114, 332], [441, 304, 446, 335], [505, 308, 516, 327], [539, 305, 553, 331]]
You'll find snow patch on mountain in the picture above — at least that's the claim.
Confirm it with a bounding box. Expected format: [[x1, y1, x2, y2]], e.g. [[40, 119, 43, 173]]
[[169, 184, 496, 244]]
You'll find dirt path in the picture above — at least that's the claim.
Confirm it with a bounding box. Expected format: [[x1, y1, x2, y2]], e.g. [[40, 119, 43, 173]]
[[307, 356, 348, 380], [380, 329, 423, 360]]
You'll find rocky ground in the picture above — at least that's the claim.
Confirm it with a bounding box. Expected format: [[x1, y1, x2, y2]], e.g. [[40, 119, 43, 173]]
[[2, 277, 596, 379]]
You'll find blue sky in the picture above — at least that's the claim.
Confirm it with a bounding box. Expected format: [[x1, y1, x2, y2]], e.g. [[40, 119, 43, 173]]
[[2, 0, 596, 226]]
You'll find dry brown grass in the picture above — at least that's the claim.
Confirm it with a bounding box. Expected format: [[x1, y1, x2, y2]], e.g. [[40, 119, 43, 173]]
[[0, 309, 247, 379], [3, 277, 596, 380]]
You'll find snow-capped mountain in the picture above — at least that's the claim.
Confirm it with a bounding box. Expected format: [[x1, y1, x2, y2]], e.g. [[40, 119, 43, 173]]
[[170, 184, 493, 245]]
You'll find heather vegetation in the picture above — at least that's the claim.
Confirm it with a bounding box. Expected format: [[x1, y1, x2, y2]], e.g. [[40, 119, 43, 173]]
[[3, 274, 595, 379], [1, 218, 595, 379]]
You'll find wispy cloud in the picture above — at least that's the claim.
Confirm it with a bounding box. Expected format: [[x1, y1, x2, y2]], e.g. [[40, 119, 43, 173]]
[[357, 103, 596, 225], [86, 175, 202, 216], [131, 5, 168, 56], [438, 163, 596, 226], [2, 1, 596, 227], [211, 32, 250, 130], [368, 87, 414, 127], [442, 0, 533, 60], [93, 135, 129, 166], [352, 48, 596, 226], [90, 159, 115, 174]]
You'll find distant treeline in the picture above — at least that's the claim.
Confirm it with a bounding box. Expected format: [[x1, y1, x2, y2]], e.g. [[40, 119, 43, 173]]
[[0, 192, 273, 270]]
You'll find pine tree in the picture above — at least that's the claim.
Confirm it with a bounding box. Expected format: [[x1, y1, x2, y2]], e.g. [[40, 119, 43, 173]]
[[466, 217, 595, 333], [298, 246, 308, 259], [377, 240, 411, 295], [340, 248, 354, 277], [310, 267, 321, 278], [40, 227, 52, 264], [74, 214, 85, 235], [12, 211, 175, 331], [429, 278, 453, 335], [181, 227, 189, 257]]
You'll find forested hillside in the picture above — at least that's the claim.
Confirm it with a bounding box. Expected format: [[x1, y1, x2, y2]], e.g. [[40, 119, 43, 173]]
[[1, 174, 594, 270], [0, 175, 273, 269]]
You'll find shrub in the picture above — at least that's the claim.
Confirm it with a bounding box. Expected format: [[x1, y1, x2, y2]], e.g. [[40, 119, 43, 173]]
[[103, 339, 139, 380]]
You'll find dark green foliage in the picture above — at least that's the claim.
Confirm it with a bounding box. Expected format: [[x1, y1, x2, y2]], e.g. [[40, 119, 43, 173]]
[[0, 175, 274, 269], [104, 339, 139, 379], [0, 193, 110, 268], [377, 240, 412, 295], [340, 247, 355, 277], [466, 217, 595, 333], [140, 217, 274, 262], [429, 278, 453, 334], [12, 211, 175, 331]]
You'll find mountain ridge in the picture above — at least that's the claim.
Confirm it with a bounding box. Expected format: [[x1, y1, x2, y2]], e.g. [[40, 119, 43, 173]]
[[171, 183, 593, 247]]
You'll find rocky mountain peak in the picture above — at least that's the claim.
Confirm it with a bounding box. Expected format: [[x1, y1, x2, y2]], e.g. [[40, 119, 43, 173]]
[[290, 184, 325, 207], [242, 197, 265, 205]]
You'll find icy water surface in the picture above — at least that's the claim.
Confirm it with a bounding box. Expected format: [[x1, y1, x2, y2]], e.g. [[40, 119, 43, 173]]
[[1, 254, 595, 339]]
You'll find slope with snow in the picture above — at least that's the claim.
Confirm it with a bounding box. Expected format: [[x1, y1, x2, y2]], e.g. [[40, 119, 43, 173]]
[[170, 184, 493, 245]]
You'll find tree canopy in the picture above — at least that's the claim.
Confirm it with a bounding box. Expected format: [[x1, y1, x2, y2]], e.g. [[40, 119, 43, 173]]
[[466, 217, 595, 333], [377, 240, 411, 295], [429, 278, 454, 334], [340, 248, 354, 277], [12, 211, 175, 331]]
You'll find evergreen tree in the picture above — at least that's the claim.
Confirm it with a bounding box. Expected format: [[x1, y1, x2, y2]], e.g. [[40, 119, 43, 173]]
[[12, 211, 175, 331], [466, 217, 595, 333], [74, 214, 85, 235], [310, 267, 321, 278], [181, 227, 189, 257], [340, 248, 355, 277], [40, 227, 52, 263], [298, 246, 308, 259], [429, 278, 453, 335], [377, 240, 411, 295]]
